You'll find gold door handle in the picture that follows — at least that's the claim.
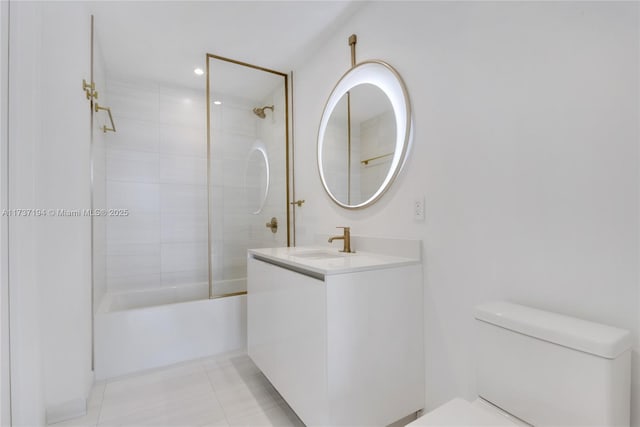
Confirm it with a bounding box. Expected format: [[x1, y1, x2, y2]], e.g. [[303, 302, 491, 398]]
[[290, 200, 305, 207], [265, 217, 278, 233]]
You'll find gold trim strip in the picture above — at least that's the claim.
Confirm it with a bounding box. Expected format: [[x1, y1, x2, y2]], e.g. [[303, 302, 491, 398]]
[[284, 72, 291, 247], [289, 71, 296, 246], [361, 152, 393, 166], [206, 54, 288, 78], [206, 54, 212, 299]]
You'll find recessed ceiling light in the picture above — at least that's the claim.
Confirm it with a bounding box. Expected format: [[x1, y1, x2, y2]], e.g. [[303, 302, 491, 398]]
[[213, 101, 222, 105], [194, 67, 204, 76]]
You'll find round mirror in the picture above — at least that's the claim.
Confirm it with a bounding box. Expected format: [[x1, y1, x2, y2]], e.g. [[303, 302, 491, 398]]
[[317, 61, 412, 209], [245, 141, 270, 214]]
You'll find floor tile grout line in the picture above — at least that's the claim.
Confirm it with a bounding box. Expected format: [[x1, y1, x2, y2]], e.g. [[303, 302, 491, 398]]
[[95, 382, 107, 427], [206, 367, 289, 424], [203, 363, 233, 426]]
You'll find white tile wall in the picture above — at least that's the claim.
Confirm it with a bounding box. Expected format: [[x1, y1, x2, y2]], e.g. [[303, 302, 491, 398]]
[[106, 181, 160, 213], [105, 75, 289, 296], [107, 251, 161, 280], [106, 274, 163, 293], [160, 124, 206, 157], [160, 155, 207, 185], [160, 242, 208, 274], [161, 270, 209, 288], [161, 213, 208, 243], [109, 117, 159, 153], [105, 78, 208, 293], [160, 184, 207, 214], [209, 83, 288, 295], [107, 80, 159, 123], [106, 214, 160, 245]]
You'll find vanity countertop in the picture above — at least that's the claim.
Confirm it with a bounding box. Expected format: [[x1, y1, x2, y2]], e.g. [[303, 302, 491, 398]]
[[248, 246, 420, 276]]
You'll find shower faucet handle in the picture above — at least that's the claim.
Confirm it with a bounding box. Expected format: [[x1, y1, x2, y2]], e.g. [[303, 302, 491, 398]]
[[265, 217, 278, 233]]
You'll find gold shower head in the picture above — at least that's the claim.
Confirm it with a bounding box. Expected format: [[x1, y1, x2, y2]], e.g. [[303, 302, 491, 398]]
[[253, 105, 274, 119]]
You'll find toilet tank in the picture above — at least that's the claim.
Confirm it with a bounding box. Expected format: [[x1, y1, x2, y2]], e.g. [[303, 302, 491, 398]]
[[475, 301, 632, 427]]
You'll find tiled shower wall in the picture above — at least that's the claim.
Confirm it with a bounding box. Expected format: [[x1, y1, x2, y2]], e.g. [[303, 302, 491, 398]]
[[104, 78, 208, 293], [210, 84, 287, 293], [103, 77, 287, 296]]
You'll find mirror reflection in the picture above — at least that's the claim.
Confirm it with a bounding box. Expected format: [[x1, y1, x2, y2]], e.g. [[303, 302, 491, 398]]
[[318, 61, 411, 209], [321, 83, 396, 205], [245, 142, 270, 215]]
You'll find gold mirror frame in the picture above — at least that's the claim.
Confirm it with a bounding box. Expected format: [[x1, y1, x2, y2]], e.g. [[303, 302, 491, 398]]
[[317, 60, 412, 209]]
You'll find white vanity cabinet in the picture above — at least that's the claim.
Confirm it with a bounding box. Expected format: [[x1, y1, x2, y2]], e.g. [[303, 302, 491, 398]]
[[247, 244, 424, 426]]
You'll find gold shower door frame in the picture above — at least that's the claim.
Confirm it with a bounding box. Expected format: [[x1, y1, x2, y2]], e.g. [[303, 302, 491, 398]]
[[206, 54, 291, 299]]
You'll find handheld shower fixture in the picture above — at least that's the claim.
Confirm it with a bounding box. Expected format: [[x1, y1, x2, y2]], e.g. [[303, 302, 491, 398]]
[[253, 105, 274, 119]]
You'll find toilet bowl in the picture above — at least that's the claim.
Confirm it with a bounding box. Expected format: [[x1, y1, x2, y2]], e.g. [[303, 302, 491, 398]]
[[409, 301, 633, 427]]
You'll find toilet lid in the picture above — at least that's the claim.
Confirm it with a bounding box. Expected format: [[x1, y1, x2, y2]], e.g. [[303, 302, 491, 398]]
[[408, 398, 522, 426]]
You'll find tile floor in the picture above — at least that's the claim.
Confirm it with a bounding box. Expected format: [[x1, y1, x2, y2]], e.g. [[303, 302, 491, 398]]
[[53, 351, 305, 427]]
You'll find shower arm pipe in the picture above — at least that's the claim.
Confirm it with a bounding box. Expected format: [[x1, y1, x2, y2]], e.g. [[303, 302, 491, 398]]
[[349, 34, 357, 68], [94, 102, 116, 133]]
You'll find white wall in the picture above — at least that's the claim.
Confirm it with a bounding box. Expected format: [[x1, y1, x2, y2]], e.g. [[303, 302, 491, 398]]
[[38, 2, 93, 422], [0, 0, 10, 424], [9, 1, 94, 424], [292, 1, 640, 424], [8, 2, 46, 424]]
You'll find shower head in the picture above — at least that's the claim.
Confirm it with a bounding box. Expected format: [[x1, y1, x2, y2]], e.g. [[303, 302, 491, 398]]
[[253, 105, 274, 119]]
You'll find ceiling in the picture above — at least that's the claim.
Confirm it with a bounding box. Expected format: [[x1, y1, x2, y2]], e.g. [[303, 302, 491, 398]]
[[90, 1, 362, 94]]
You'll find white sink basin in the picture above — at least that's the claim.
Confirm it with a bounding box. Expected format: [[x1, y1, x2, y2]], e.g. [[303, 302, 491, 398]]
[[249, 240, 421, 275], [291, 250, 345, 260]]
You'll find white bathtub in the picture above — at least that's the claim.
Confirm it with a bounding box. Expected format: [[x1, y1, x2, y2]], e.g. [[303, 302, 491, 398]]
[[95, 282, 247, 380], [103, 282, 209, 312]]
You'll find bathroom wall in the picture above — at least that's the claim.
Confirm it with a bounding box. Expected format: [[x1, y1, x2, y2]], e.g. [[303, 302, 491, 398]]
[[7, 1, 94, 424], [104, 78, 208, 294], [0, 0, 10, 423], [38, 2, 93, 422], [293, 1, 640, 424], [6, 2, 46, 425]]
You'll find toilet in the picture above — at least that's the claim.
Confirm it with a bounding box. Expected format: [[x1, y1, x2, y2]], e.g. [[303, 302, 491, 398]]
[[410, 301, 633, 426]]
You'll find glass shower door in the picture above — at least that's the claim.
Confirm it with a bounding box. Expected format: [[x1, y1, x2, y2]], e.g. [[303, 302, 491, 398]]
[[206, 54, 290, 298]]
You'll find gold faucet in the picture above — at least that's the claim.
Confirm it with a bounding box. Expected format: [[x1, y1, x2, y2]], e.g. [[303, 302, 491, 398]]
[[328, 227, 353, 253]]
